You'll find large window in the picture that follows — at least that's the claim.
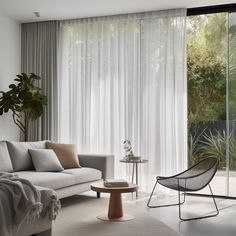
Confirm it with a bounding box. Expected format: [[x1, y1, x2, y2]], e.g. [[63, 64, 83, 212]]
[[187, 11, 236, 197]]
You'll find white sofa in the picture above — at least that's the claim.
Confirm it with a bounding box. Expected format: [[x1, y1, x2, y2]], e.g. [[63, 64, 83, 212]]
[[1, 140, 114, 198], [0, 140, 114, 236]]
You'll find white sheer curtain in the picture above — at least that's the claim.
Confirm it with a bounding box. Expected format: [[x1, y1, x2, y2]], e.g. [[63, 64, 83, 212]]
[[58, 9, 187, 191], [139, 10, 187, 190]]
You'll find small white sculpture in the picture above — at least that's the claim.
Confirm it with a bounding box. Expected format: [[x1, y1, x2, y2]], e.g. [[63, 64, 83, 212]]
[[123, 140, 134, 159]]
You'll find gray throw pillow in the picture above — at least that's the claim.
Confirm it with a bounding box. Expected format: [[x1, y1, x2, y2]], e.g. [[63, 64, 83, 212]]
[[6, 141, 47, 171], [0, 141, 13, 172], [29, 149, 64, 172]]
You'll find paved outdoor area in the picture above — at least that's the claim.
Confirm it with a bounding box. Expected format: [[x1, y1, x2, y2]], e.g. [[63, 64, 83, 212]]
[[197, 171, 236, 197]]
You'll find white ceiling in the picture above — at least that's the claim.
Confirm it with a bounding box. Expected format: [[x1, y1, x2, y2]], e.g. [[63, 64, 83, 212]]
[[0, 0, 236, 23]]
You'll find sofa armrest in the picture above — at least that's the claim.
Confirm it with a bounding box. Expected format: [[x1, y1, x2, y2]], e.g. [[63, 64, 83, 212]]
[[78, 154, 114, 180]]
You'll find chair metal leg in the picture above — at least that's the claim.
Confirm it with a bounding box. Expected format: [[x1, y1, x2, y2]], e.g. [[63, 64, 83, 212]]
[[147, 179, 185, 208], [178, 184, 219, 221]]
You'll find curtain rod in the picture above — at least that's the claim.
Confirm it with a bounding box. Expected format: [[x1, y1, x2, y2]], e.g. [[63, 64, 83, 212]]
[[59, 8, 185, 24], [22, 8, 186, 25]]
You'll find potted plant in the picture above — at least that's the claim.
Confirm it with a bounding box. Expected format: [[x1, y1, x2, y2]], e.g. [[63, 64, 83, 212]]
[[0, 73, 47, 141]]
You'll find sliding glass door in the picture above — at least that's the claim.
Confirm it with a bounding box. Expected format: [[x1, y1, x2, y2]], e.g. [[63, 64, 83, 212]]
[[187, 11, 236, 197]]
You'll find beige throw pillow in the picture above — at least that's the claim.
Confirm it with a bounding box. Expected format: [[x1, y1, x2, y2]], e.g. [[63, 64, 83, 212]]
[[47, 142, 80, 169]]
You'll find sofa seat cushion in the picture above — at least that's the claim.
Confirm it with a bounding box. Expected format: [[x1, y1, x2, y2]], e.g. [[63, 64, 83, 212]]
[[62, 167, 102, 184], [15, 171, 76, 190]]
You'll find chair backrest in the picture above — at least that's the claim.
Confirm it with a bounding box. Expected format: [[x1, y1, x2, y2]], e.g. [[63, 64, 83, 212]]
[[178, 157, 219, 191]]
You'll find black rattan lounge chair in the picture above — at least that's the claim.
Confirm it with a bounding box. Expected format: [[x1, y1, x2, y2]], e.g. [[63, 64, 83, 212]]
[[147, 157, 219, 221]]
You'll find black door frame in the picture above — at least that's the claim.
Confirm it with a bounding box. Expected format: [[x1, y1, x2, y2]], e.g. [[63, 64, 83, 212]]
[[187, 3, 236, 16]]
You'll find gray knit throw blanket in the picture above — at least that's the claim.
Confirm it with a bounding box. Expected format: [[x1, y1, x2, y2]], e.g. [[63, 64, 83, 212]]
[[0, 172, 60, 236]]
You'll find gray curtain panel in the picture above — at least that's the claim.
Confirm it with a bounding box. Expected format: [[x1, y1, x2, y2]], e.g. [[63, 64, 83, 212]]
[[21, 21, 59, 141]]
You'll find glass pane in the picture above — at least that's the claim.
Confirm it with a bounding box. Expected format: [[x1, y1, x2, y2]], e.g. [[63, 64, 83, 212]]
[[187, 13, 227, 196], [228, 12, 236, 197]]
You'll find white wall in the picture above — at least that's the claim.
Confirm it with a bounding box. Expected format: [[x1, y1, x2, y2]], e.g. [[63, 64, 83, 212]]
[[0, 15, 21, 141]]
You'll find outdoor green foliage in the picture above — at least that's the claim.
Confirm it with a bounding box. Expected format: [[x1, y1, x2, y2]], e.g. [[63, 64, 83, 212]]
[[0, 73, 47, 141], [201, 131, 227, 169], [187, 13, 229, 169], [187, 14, 227, 124], [188, 129, 205, 166], [189, 130, 236, 170]]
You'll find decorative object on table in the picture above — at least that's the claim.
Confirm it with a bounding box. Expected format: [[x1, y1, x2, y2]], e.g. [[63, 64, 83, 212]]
[[0, 73, 47, 141], [104, 179, 129, 187], [91, 182, 137, 221], [120, 158, 148, 197], [123, 139, 134, 160], [123, 140, 141, 161]]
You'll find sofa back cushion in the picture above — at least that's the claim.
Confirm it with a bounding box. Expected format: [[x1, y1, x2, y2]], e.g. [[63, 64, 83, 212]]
[[6, 141, 46, 171], [0, 141, 13, 172]]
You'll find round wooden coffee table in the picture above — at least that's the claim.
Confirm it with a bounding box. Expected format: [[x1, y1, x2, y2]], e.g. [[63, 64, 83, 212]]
[[91, 182, 138, 222]]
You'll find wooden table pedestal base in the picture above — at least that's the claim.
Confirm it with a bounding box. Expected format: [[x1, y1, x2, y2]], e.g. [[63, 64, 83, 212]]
[[91, 182, 137, 222], [97, 214, 134, 222], [97, 192, 134, 222]]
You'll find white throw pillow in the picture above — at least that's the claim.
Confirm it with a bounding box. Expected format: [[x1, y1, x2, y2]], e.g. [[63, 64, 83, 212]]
[[29, 149, 64, 172]]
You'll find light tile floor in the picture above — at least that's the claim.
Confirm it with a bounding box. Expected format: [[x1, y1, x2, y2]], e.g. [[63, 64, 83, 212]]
[[83, 191, 236, 236], [133, 194, 236, 236]]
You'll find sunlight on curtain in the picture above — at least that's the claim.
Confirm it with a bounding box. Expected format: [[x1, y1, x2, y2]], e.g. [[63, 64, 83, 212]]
[[58, 9, 187, 192]]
